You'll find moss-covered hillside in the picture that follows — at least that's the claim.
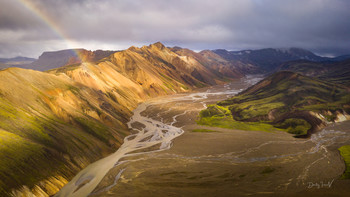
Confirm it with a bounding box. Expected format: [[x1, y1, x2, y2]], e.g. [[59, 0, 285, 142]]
[[0, 68, 132, 196], [338, 145, 350, 179], [199, 71, 350, 137]]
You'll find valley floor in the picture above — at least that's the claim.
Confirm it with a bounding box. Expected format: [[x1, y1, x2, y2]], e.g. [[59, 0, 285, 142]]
[[59, 78, 350, 197]]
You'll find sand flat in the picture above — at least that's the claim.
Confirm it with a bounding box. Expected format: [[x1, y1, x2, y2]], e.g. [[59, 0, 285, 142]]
[[87, 79, 350, 197]]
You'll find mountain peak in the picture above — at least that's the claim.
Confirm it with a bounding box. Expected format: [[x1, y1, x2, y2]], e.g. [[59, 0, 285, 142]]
[[149, 42, 166, 50], [128, 46, 140, 51]]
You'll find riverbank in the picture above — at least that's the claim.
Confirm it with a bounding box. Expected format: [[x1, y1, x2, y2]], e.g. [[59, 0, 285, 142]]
[[86, 79, 350, 196], [93, 117, 350, 196]]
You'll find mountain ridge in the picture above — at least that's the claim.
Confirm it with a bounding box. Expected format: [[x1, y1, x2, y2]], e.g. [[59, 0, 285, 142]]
[[0, 42, 231, 196], [2, 46, 348, 75]]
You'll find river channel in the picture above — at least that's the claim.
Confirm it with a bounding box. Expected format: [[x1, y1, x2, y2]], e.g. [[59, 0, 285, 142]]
[[55, 76, 350, 197]]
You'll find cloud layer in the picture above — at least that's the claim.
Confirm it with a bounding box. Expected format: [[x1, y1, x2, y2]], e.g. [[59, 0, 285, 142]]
[[1, 0, 349, 58]]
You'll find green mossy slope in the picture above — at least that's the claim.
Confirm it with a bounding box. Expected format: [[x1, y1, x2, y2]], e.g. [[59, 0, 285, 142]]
[[199, 71, 350, 136], [339, 145, 350, 179], [0, 68, 130, 196]]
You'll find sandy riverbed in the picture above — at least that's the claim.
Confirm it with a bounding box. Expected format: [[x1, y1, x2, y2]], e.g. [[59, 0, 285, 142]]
[[88, 79, 350, 197]]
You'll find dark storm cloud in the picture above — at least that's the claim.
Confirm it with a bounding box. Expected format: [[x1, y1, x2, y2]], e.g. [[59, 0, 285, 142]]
[[0, 0, 349, 58]]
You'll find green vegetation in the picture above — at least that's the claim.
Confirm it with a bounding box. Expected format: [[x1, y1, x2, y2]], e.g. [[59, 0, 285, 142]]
[[0, 128, 67, 196], [192, 129, 218, 132], [338, 145, 350, 179], [199, 105, 231, 118], [159, 72, 188, 92], [198, 71, 350, 136], [0, 75, 130, 196], [74, 117, 113, 145], [197, 116, 278, 132], [275, 118, 311, 135], [0, 97, 52, 146], [197, 105, 280, 132]]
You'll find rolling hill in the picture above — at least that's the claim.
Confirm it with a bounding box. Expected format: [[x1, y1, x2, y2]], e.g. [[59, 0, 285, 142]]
[[198, 71, 350, 137]]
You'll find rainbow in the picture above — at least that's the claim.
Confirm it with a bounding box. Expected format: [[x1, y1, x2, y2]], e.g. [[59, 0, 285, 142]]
[[17, 0, 83, 60]]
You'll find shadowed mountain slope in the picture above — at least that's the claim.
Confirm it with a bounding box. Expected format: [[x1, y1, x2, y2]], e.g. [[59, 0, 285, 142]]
[[171, 47, 246, 78], [0, 67, 132, 196]]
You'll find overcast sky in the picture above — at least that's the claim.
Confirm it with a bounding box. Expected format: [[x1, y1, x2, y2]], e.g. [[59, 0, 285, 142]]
[[0, 0, 349, 58]]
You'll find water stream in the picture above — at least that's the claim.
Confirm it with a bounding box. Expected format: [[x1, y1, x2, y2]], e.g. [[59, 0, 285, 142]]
[[55, 76, 350, 196]]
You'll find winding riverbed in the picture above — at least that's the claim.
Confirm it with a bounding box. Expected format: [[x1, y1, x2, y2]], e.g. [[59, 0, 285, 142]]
[[55, 76, 350, 197]]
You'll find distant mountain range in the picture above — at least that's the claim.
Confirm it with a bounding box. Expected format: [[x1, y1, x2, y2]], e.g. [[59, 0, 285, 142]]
[[211, 48, 350, 72], [278, 59, 350, 86], [24, 49, 118, 71], [0, 56, 36, 64], [0, 56, 36, 69], [1, 47, 349, 74]]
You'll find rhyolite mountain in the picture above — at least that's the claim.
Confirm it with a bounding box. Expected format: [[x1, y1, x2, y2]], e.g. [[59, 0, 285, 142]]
[[170, 47, 247, 78], [0, 42, 233, 196], [199, 71, 350, 137]]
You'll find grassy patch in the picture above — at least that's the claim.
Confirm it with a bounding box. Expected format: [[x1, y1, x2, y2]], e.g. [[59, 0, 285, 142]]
[[199, 105, 231, 118], [229, 101, 285, 121], [0, 98, 52, 145], [275, 118, 311, 135], [192, 129, 218, 133], [338, 145, 350, 179], [197, 115, 279, 132], [0, 129, 65, 196], [74, 117, 112, 145]]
